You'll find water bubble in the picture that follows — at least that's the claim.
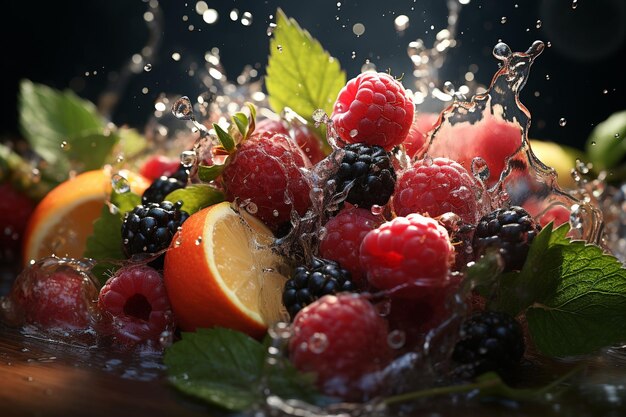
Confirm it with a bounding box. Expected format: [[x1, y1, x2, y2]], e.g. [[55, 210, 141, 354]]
[[143, 63, 152, 72], [352, 23, 365, 36], [371, 205, 384, 215], [471, 157, 490, 182], [171, 52, 181, 61], [616, 133, 621, 139], [536, 20, 542, 29], [547, 41, 552, 47], [276, 44, 283, 53], [603, 89, 609, 94], [387, 329, 406, 349], [308, 332, 329, 354], [493, 42, 512, 60], [591, 141, 596, 146], [546, 74, 550, 80], [349, 129, 359, 138], [172, 96, 194, 120], [111, 174, 131, 194], [195, 236, 203, 245], [572, 0, 578, 9], [202, 9, 218, 24], [559, 118, 567, 127], [272, 209, 279, 217], [500, 16, 507, 24], [180, 150, 197, 167], [266, 22, 277, 36], [229, 9, 239, 21], [241, 11, 253, 26], [246, 202, 258, 214], [394, 15, 410, 32], [116, 153, 124, 163], [60, 141, 70, 151]]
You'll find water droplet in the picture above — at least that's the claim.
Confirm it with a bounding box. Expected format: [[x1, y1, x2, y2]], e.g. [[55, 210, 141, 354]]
[[352, 23, 365, 36], [615, 133, 621, 139], [572, 0, 578, 9], [195, 236, 203, 245], [60, 141, 70, 151], [603, 89, 609, 94], [266, 22, 276, 36], [111, 174, 131, 194], [536, 20, 542, 29], [559, 118, 567, 127], [172, 96, 194, 120], [240, 11, 253, 26], [276, 44, 283, 53], [30, 168, 41, 184], [371, 205, 384, 215], [272, 209, 279, 217], [471, 157, 491, 182], [144, 63, 152, 72], [394, 15, 410, 32], [547, 41, 552, 47], [308, 332, 329, 354], [349, 129, 359, 138], [180, 150, 197, 167], [387, 329, 406, 349], [116, 153, 124, 163], [500, 16, 507, 24], [591, 141, 596, 146], [245, 202, 258, 214], [493, 42, 512, 60], [545, 74, 550, 80], [21, 348, 29, 353]]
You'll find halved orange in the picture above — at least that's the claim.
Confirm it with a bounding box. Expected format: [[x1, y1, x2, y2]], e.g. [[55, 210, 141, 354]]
[[163, 201, 288, 338], [22, 168, 149, 266]]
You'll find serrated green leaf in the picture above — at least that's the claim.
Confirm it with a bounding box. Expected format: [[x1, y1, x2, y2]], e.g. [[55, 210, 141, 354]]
[[18, 80, 114, 174], [164, 328, 320, 411], [213, 123, 236, 152], [266, 9, 345, 122], [197, 164, 225, 182], [526, 239, 626, 356], [84, 191, 141, 285], [164, 184, 224, 215]]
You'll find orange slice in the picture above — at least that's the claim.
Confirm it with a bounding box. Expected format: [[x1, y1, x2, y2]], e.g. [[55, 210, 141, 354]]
[[23, 169, 149, 266], [163, 201, 288, 338]]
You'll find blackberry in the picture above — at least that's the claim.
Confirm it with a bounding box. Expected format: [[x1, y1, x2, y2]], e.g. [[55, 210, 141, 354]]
[[141, 165, 189, 204], [330, 143, 395, 209], [452, 311, 524, 378], [472, 206, 541, 271], [121, 200, 189, 269], [282, 258, 355, 319]]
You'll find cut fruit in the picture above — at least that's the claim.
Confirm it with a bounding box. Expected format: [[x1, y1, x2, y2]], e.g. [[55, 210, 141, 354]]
[[163, 201, 288, 338], [22, 169, 149, 266]]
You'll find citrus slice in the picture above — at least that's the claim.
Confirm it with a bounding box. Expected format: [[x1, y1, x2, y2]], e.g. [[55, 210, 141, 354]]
[[163, 201, 288, 338], [23, 169, 149, 266]]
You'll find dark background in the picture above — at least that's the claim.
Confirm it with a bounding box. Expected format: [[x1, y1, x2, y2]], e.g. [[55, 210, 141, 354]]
[[2, 0, 625, 150]]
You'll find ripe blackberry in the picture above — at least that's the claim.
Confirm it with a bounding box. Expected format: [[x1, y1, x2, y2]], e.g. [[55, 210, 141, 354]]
[[121, 200, 189, 269], [452, 311, 525, 378], [472, 206, 541, 272], [330, 143, 396, 209], [141, 165, 189, 204], [282, 258, 356, 319]]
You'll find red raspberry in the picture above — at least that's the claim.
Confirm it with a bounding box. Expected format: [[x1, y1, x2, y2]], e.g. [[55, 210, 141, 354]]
[[0, 182, 35, 262], [256, 117, 327, 164], [360, 213, 455, 298], [289, 294, 392, 401], [393, 157, 485, 224], [427, 113, 522, 188], [331, 72, 414, 150], [222, 131, 312, 231], [319, 205, 383, 286], [139, 156, 181, 181], [98, 265, 175, 348], [403, 112, 439, 159], [9, 258, 99, 330]]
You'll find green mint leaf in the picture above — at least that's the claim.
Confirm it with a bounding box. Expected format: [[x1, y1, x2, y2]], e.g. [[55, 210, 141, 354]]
[[213, 123, 236, 152], [84, 191, 140, 285], [18, 80, 116, 174], [266, 9, 346, 122], [197, 164, 225, 182], [526, 239, 626, 356], [164, 184, 225, 215], [164, 328, 320, 411]]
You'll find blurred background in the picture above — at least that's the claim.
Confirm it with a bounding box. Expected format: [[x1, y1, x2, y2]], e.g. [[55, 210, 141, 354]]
[[1, 0, 625, 150]]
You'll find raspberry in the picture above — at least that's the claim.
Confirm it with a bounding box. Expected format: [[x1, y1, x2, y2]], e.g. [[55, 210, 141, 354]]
[[282, 257, 356, 319], [121, 201, 189, 269], [330, 143, 396, 209], [0, 182, 35, 262], [360, 213, 455, 298], [256, 117, 326, 164], [427, 113, 522, 188], [319, 205, 382, 284], [402, 112, 439, 159], [8, 257, 99, 330], [98, 264, 175, 348], [393, 157, 484, 225], [331, 72, 414, 150], [289, 294, 392, 400], [452, 311, 525, 378], [139, 156, 181, 181], [473, 206, 541, 272], [221, 131, 312, 232], [141, 165, 189, 205]]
